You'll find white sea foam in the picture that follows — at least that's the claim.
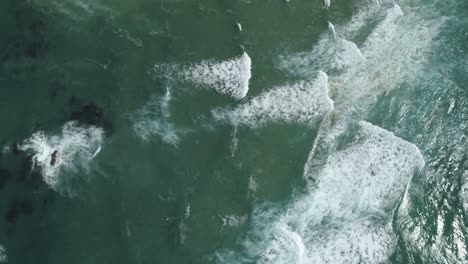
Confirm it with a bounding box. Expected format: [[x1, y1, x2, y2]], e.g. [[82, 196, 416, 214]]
[[216, 122, 424, 263], [337, 0, 397, 40], [19, 121, 104, 191], [461, 171, 468, 213], [219, 214, 248, 227], [324, 0, 331, 9], [328, 22, 337, 40], [277, 25, 365, 77], [0, 245, 6, 263], [153, 52, 252, 100], [132, 89, 182, 145], [218, 1, 438, 262], [278, 2, 441, 113], [236, 22, 242, 32], [212, 71, 333, 127]]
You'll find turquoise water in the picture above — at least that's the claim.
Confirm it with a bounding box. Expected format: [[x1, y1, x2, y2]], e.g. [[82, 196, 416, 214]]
[[0, 0, 467, 263]]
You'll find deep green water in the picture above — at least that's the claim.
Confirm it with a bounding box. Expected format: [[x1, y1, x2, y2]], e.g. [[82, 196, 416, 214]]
[[0, 0, 467, 263]]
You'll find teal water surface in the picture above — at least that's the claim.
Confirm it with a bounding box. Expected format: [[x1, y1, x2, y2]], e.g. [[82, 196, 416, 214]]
[[0, 0, 467, 263]]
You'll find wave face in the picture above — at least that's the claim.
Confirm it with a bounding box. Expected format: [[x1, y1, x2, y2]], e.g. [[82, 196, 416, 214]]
[[212, 71, 333, 127], [153, 52, 252, 100], [19, 121, 104, 193], [215, 121, 424, 263]]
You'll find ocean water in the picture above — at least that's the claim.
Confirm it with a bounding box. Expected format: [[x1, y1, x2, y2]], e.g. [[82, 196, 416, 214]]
[[0, 0, 467, 263]]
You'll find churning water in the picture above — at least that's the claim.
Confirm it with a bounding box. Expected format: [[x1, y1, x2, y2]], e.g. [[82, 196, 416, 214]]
[[0, 0, 466, 263]]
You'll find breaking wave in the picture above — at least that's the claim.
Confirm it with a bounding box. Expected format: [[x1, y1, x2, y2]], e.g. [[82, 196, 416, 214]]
[[153, 52, 252, 100], [19, 121, 104, 192], [212, 71, 333, 127], [215, 122, 424, 263], [278, 1, 441, 115]]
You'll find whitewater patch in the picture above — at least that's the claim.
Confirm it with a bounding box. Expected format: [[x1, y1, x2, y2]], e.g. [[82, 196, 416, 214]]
[[0, 245, 6, 263], [278, 2, 441, 115], [461, 171, 468, 213], [211, 71, 333, 127], [277, 23, 365, 77], [19, 121, 104, 192], [131, 89, 182, 145], [153, 52, 252, 100], [215, 122, 424, 264]]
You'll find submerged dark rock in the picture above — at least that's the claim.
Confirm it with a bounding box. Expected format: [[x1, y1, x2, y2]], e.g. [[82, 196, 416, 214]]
[[50, 150, 58, 166], [0, 168, 13, 189], [49, 80, 64, 102], [71, 103, 104, 126], [68, 97, 113, 133], [5, 200, 34, 223], [23, 20, 45, 59], [11, 142, 20, 155]]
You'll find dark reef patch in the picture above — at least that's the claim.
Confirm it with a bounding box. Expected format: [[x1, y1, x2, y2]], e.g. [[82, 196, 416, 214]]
[[49, 80, 65, 102], [70, 103, 105, 127], [68, 97, 113, 133], [0, 169, 13, 190], [5, 200, 34, 224]]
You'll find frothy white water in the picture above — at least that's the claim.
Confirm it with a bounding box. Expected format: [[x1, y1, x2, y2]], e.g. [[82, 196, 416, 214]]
[[461, 171, 468, 213], [324, 0, 331, 9], [278, 2, 441, 113], [153, 52, 252, 100], [216, 122, 424, 263], [277, 26, 365, 77], [277, 0, 440, 183], [328, 22, 337, 40], [0, 245, 6, 263], [219, 214, 248, 228], [337, 0, 397, 40], [212, 71, 333, 127], [19, 121, 104, 191], [132, 89, 182, 145]]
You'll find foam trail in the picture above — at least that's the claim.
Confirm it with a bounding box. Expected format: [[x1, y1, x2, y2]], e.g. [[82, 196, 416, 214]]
[[212, 71, 333, 127], [215, 122, 424, 263], [153, 52, 252, 100], [132, 88, 182, 145], [19, 121, 104, 191], [229, 127, 239, 158], [0, 245, 6, 263]]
